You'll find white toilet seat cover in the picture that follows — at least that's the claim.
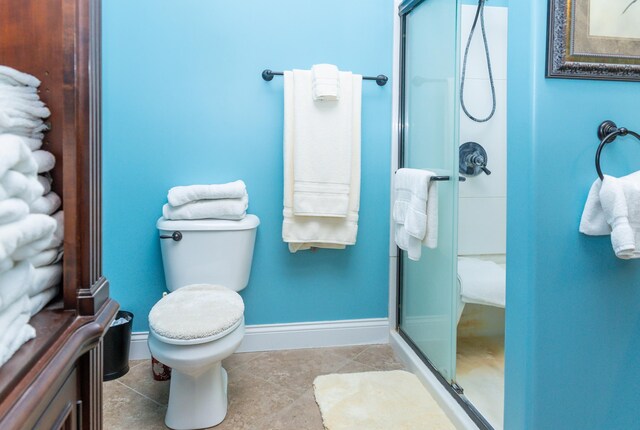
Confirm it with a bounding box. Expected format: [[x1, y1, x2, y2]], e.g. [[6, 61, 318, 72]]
[[149, 284, 244, 341]]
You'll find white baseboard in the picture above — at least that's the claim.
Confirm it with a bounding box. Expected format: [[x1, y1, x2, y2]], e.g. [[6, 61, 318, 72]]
[[128, 318, 389, 360], [129, 332, 152, 361], [389, 331, 479, 430]]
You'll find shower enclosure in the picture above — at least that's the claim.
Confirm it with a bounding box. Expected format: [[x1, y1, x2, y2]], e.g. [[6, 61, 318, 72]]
[[397, 0, 461, 384]]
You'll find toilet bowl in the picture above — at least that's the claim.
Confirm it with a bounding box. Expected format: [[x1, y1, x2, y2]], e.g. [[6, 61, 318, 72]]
[[149, 215, 259, 430]]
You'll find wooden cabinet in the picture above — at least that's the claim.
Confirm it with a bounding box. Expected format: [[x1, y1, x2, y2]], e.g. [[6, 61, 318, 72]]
[[0, 0, 117, 428]]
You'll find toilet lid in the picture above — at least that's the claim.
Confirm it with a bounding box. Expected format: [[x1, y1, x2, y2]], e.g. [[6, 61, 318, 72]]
[[149, 284, 244, 341]]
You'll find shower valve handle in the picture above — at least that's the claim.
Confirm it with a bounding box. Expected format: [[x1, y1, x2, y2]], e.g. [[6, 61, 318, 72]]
[[459, 142, 491, 177]]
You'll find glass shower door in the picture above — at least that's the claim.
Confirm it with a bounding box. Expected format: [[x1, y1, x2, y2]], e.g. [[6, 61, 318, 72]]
[[398, 0, 460, 383]]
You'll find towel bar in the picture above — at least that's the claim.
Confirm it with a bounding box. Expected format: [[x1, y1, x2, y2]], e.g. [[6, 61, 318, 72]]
[[595, 120, 640, 180], [261, 69, 389, 86], [431, 176, 466, 182]]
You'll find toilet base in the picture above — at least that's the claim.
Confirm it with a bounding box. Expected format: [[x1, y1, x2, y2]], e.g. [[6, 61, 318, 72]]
[[165, 363, 228, 430]]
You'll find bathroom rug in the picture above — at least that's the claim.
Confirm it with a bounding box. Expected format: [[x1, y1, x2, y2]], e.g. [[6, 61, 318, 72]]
[[313, 370, 455, 430]]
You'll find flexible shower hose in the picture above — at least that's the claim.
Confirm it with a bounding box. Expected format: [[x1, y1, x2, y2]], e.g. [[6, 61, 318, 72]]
[[460, 0, 496, 123]]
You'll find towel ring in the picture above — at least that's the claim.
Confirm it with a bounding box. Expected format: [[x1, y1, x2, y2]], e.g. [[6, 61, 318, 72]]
[[595, 120, 640, 180]]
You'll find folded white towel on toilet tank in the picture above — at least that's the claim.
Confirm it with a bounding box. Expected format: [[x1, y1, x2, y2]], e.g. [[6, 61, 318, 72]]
[[162, 195, 248, 221], [580, 171, 640, 259], [167, 180, 246, 207]]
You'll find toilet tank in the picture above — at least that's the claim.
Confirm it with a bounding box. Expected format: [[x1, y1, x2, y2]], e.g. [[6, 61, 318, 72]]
[[156, 215, 259, 292]]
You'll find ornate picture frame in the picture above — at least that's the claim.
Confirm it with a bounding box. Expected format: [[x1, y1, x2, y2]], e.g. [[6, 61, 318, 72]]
[[547, 0, 640, 81]]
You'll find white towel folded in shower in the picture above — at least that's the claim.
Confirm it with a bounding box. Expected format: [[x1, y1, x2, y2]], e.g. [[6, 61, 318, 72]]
[[311, 64, 340, 101], [0, 171, 44, 204], [291, 69, 358, 218], [393, 168, 438, 261], [0, 198, 29, 225], [28, 263, 62, 297], [0, 214, 56, 262], [162, 196, 248, 221], [30, 192, 61, 215], [0, 66, 41, 88], [0, 135, 38, 178], [0, 261, 34, 313], [32, 150, 55, 174], [167, 180, 247, 207], [282, 70, 362, 251], [29, 286, 58, 316], [0, 322, 36, 367], [457, 258, 506, 308], [580, 172, 640, 259]]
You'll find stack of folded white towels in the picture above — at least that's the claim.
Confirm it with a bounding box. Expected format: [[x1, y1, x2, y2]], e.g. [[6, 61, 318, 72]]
[[0, 66, 62, 367], [163, 180, 248, 221]]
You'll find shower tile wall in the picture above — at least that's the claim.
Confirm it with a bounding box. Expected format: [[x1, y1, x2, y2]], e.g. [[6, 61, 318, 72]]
[[458, 5, 508, 256]]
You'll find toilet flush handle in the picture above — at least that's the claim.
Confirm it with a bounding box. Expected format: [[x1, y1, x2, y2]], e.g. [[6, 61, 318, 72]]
[[160, 231, 182, 241]]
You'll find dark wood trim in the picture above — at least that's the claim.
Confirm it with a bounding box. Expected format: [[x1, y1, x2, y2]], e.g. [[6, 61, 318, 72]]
[[0, 300, 117, 429], [78, 276, 110, 316], [0, 1, 111, 428], [78, 339, 103, 429]]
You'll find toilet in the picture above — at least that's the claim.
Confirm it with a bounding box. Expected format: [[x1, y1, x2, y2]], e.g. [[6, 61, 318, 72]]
[[148, 215, 259, 430]]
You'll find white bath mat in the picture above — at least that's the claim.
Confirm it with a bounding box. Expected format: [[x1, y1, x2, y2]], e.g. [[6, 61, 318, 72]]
[[313, 370, 455, 430]]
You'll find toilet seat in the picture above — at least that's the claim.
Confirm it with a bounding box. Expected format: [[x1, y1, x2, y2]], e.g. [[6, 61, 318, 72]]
[[149, 284, 244, 345]]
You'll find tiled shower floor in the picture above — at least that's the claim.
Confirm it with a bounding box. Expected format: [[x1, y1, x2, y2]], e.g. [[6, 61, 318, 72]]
[[103, 344, 405, 430]]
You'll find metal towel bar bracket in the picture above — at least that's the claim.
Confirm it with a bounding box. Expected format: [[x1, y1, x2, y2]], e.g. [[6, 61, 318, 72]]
[[262, 69, 389, 86], [595, 120, 640, 180]]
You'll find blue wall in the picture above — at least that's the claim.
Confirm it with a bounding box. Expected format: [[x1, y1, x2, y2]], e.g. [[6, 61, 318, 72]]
[[505, 1, 640, 429], [102, 0, 394, 332], [461, 0, 508, 6]]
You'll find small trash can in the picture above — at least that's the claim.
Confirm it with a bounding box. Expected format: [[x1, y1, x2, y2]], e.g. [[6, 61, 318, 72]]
[[103, 310, 133, 381]]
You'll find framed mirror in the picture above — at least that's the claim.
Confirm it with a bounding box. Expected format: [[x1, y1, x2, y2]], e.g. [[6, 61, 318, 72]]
[[547, 0, 640, 81]]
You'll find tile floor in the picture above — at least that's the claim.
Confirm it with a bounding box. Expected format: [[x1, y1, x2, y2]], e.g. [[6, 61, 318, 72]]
[[456, 335, 505, 430], [103, 344, 406, 430]]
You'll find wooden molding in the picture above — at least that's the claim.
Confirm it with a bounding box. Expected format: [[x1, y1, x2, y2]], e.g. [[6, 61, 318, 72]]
[[0, 299, 118, 429]]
